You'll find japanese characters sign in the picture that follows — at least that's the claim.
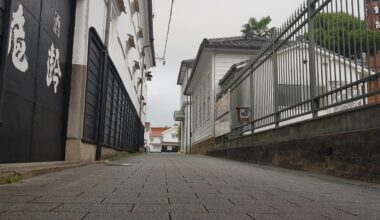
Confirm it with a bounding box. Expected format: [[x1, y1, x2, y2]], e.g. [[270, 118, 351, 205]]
[[7, 4, 28, 72], [46, 43, 62, 94]]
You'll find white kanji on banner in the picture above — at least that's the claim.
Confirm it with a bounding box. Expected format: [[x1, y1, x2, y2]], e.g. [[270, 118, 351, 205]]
[[46, 43, 62, 94], [7, 4, 28, 72], [53, 11, 61, 38]]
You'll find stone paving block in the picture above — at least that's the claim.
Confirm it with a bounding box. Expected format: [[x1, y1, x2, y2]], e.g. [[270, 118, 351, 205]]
[[102, 196, 168, 204], [249, 213, 324, 220], [203, 204, 245, 213], [0, 202, 60, 212], [132, 204, 207, 213], [0, 211, 87, 220], [83, 212, 170, 220], [53, 203, 133, 213], [240, 204, 280, 214], [31, 196, 105, 204], [0, 195, 39, 203], [171, 213, 253, 220], [166, 193, 198, 199]]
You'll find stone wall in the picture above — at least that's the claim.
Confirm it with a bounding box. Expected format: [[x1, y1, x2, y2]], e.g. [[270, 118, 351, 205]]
[[207, 104, 380, 183], [191, 138, 215, 155]]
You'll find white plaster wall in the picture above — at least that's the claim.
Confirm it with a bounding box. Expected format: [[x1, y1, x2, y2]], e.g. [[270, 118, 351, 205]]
[[84, 0, 154, 126], [191, 54, 213, 144], [214, 53, 254, 94], [162, 127, 179, 143]]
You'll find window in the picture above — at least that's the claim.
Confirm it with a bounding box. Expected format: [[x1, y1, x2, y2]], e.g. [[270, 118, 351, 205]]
[[127, 34, 136, 50], [150, 138, 153, 142], [137, 27, 144, 39], [171, 134, 177, 139], [203, 82, 206, 121], [133, 60, 140, 72], [194, 96, 197, 129], [132, 0, 139, 13], [200, 88, 203, 123], [208, 73, 212, 119]]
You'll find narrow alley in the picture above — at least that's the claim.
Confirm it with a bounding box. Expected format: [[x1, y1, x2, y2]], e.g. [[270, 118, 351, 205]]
[[0, 154, 379, 220]]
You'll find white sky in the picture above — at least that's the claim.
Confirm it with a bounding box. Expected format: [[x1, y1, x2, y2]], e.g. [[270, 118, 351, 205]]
[[147, 0, 304, 127]]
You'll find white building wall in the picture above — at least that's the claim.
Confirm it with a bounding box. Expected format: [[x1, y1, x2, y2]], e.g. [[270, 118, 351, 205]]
[[192, 56, 213, 144], [162, 127, 179, 143], [214, 53, 254, 94]]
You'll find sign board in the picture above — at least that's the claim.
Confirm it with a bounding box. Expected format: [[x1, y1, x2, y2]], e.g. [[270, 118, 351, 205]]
[[236, 107, 250, 123]]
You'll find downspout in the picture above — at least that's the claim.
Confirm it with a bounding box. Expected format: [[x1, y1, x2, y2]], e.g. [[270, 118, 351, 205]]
[[104, 0, 112, 47]]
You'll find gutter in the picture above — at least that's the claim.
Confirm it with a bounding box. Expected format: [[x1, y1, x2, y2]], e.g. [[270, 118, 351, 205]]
[[147, 0, 156, 67]]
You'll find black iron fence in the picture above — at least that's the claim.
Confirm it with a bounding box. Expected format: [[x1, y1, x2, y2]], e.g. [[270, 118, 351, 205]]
[[222, 0, 380, 141], [83, 28, 144, 153]]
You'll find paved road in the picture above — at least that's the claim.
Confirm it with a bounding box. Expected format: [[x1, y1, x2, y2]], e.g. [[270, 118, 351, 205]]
[[0, 154, 379, 220]]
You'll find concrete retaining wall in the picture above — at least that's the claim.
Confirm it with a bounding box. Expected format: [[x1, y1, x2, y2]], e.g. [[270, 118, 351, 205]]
[[207, 104, 380, 183]]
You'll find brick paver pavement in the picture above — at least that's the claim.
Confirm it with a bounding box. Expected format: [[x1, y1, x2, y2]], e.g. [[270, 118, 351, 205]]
[[0, 154, 379, 220]]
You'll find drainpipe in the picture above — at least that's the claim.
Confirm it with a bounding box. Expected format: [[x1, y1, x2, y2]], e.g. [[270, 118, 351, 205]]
[[104, 0, 112, 47]]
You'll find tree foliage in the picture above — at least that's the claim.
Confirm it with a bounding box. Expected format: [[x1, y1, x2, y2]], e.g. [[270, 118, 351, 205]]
[[313, 12, 380, 59], [241, 16, 272, 37]]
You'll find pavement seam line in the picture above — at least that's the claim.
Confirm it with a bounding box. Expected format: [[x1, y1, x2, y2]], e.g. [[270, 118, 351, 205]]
[[227, 198, 236, 206], [168, 212, 172, 220], [75, 192, 84, 197], [99, 197, 107, 204], [321, 214, 333, 220], [130, 204, 136, 212], [202, 204, 209, 213], [335, 207, 358, 216], [27, 196, 42, 203], [286, 200, 302, 207], [246, 213, 257, 220], [80, 211, 90, 220], [247, 194, 258, 200], [49, 203, 64, 212]]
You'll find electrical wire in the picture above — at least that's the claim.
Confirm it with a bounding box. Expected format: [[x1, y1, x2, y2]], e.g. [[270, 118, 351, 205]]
[[162, 0, 174, 64]]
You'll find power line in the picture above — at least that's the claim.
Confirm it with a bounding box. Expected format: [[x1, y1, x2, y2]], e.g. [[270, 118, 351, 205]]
[[162, 0, 174, 65]]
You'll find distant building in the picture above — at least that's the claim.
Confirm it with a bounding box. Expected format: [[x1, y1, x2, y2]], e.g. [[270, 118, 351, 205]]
[[174, 59, 195, 154], [149, 125, 180, 153], [181, 35, 269, 153]]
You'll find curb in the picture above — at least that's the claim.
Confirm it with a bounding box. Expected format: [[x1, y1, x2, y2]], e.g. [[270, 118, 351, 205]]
[[0, 162, 90, 185]]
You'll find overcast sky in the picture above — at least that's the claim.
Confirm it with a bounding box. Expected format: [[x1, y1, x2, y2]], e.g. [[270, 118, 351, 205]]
[[147, 0, 304, 127]]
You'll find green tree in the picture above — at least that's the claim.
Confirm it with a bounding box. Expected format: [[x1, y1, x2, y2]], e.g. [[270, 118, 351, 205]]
[[313, 12, 380, 59], [241, 16, 273, 37]]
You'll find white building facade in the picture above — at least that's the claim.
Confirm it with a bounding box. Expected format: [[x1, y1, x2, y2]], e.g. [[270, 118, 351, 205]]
[[149, 126, 180, 153], [182, 36, 268, 153], [66, 0, 155, 161], [175, 59, 194, 154]]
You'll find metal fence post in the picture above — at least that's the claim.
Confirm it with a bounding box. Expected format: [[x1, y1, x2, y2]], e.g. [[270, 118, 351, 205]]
[[95, 49, 109, 161], [307, 0, 319, 118], [272, 28, 280, 128], [249, 66, 255, 133]]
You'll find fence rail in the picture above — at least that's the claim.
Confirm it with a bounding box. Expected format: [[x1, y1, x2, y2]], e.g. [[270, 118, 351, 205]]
[[221, 0, 380, 142]]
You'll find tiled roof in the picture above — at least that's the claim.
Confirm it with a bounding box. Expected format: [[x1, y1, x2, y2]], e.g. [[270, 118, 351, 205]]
[[203, 35, 269, 50], [151, 127, 169, 137]]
